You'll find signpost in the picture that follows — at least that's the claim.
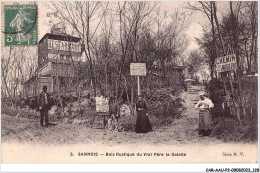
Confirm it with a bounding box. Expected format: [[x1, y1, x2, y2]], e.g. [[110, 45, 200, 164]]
[[130, 63, 146, 96], [215, 54, 239, 121], [216, 54, 237, 73]]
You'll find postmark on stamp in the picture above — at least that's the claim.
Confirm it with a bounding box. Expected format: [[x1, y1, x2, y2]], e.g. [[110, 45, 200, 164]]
[[3, 3, 38, 46]]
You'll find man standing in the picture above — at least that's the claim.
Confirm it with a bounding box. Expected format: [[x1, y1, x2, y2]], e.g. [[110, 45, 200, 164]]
[[195, 92, 214, 137], [39, 86, 50, 127]]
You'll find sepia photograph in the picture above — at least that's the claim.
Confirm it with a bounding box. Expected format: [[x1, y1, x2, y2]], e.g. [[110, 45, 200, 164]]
[[1, 0, 258, 168]]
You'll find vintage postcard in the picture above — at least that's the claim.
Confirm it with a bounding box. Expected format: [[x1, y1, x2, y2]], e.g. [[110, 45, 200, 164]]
[[1, 0, 259, 168]]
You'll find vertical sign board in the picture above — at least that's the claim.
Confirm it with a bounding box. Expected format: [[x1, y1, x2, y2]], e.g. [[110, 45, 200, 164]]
[[130, 63, 146, 96], [93, 96, 109, 129], [216, 54, 238, 74], [95, 96, 109, 113]]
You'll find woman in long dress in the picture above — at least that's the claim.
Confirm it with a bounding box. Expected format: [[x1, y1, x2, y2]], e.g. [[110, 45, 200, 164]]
[[195, 92, 214, 137], [135, 96, 152, 133]]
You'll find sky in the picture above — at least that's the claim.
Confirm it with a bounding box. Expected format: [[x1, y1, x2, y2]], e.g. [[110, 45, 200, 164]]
[[160, 1, 205, 52], [37, 1, 231, 53], [186, 23, 203, 51]]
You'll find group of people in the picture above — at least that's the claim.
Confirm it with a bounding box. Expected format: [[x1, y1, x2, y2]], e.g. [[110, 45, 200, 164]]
[[38, 85, 152, 133], [38, 85, 214, 137]]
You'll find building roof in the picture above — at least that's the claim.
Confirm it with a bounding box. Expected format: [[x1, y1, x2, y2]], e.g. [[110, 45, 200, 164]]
[[23, 75, 53, 85], [23, 75, 37, 84], [39, 33, 81, 44]]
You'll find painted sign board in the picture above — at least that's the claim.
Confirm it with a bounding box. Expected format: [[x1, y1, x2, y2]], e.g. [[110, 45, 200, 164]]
[[216, 54, 237, 73], [130, 63, 146, 76], [47, 39, 81, 56], [95, 96, 109, 113]]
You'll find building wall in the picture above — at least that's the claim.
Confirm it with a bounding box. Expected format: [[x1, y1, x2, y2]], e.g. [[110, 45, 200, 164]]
[[24, 80, 37, 97], [24, 77, 53, 97], [51, 62, 75, 77], [38, 37, 48, 68]]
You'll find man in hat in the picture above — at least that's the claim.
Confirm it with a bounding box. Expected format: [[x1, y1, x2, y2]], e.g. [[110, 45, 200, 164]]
[[38, 85, 50, 127], [195, 92, 214, 137]]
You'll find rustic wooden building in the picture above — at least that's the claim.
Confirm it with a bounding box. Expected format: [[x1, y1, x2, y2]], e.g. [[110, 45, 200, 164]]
[[23, 27, 88, 97]]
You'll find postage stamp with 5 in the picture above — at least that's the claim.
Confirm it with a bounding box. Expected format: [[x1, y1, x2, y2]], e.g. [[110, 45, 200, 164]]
[[2, 2, 38, 46]]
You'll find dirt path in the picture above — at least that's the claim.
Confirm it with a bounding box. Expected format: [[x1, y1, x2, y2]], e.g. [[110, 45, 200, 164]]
[[172, 84, 222, 144], [2, 85, 223, 146]]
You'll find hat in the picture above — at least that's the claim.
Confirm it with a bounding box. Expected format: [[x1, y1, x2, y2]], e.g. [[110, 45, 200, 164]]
[[199, 92, 205, 96], [43, 85, 47, 91]]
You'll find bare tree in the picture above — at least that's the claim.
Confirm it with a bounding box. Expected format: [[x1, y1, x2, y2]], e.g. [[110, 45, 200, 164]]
[[2, 46, 37, 106], [50, 2, 109, 96]]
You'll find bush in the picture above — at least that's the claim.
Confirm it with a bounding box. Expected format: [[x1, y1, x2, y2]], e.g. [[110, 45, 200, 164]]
[[205, 79, 227, 118], [212, 117, 258, 142], [120, 116, 135, 132], [146, 87, 184, 118], [2, 106, 39, 119], [206, 77, 258, 142]]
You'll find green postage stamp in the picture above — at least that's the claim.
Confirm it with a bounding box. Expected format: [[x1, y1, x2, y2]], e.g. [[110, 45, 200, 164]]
[[3, 3, 38, 46]]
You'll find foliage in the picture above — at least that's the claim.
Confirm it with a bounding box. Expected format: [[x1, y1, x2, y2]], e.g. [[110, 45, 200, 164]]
[[206, 76, 258, 142], [2, 106, 40, 120], [146, 87, 184, 118], [186, 50, 210, 81], [212, 117, 258, 142], [205, 79, 226, 117]]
